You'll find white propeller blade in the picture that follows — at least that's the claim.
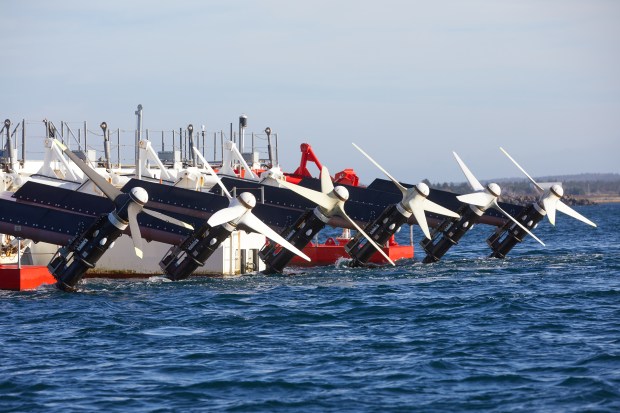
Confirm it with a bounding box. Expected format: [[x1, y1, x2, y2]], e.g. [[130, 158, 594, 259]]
[[207, 203, 249, 227], [453, 152, 484, 191], [335, 204, 395, 266], [239, 213, 311, 262], [352, 143, 407, 195], [422, 198, 460, 218], [320, 165, 335, 194], [457, 192, 495, 207], [142, 208, 194, 230], [542, 195, 560, 226], [352, 143, 459, 240], [556, 200, 597, 227], [279, 179, 337, 211], [127, 203, 144, 258], [411, 196, 461, 240], [451, 150, 545, 246], [279, 161, 395, 266], [499, 147, 544, 194], [205, 188, 312, 262], [500, 147, 596, 228], [321, 166, 334, 194], [192, 155, 313, 261], [492, 200, 545, 246], [411, 197, 431, 239]]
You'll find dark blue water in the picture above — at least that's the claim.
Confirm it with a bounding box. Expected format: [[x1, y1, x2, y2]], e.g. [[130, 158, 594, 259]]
[[2, 204, 620, 412]]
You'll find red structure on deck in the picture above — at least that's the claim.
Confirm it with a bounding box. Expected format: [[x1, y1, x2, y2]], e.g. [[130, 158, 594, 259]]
[[285, 143, 361, 187]]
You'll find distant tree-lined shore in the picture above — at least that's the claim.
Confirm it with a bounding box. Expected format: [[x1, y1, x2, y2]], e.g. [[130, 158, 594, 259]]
[[430, 173, 620, 206]]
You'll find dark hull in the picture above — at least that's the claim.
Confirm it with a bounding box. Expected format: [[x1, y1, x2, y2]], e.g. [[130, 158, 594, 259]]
[[0, 176, 524, 249], [1, 181, 193, 246], [215, 176, 523, 229]]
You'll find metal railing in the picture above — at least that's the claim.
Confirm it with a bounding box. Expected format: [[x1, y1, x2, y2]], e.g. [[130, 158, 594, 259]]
[[1, 118, 279, 170]]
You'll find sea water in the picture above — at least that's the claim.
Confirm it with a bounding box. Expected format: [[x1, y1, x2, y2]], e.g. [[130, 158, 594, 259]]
[[1, 204, 619, 412]]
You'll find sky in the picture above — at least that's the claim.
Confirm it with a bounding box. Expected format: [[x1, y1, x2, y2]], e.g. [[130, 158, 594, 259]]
[[2, 0, 619, 184]]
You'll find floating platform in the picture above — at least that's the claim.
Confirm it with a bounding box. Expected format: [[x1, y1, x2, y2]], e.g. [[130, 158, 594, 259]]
[[0, 265, 56, 291], [289, 236, 414, 266]]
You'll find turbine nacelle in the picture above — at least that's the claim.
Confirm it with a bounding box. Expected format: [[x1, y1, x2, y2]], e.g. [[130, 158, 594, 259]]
[[279, 164, 396, 265], [452, 151, 545, 246], [190, 143, 310, 262], [206, 187, 311, 262], [549, 184, 564, 199], [207, 192, 256, 228], [402, 182, 430, 207], [416, 182, 430, 198], [333, 186, 349, 202], [238, 192, 257, 210], [129, 187, 148, 205], [352, 143, 459, 240], [487, 183, 501, 199], [500, 147, 596, 228]]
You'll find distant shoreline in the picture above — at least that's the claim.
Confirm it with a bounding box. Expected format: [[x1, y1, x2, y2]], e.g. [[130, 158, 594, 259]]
[[498, 194, 620, 206], [433, 174, 620, 206], [574, 195, 620, 204]]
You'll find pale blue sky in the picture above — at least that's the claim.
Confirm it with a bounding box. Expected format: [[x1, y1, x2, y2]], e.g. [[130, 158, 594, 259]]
[[2, 0, 619, 183]]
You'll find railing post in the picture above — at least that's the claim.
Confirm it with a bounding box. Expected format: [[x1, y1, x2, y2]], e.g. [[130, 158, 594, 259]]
[[117, 128, 121, 168], [4, 119, 16, 172], [239, 114, 247, 153], [21, 119, 26, 163], [135, 104, 143, 168], [188, 124, 196, 166], [201, 125, 206, 159], [265, 127, 273, 167], [179, 127, 183, 164], [101, 122, 111, 170]]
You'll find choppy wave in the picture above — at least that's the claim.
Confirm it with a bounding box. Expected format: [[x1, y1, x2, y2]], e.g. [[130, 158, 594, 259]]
[[1, 204, 620, 412]]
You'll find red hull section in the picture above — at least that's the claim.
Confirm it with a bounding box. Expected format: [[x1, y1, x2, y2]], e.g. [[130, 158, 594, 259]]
[[0, 265, 56, 291], [289, 237, 414, 266]]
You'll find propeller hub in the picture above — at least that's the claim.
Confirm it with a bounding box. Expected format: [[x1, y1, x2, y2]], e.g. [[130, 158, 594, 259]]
[[129, 187, 148, 206], [550, 184, 564, 198], [333, 186, 349, 202], [487, 183, 501, 198], [415, 182, 430, 198], [238, 192, 256, 209]]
